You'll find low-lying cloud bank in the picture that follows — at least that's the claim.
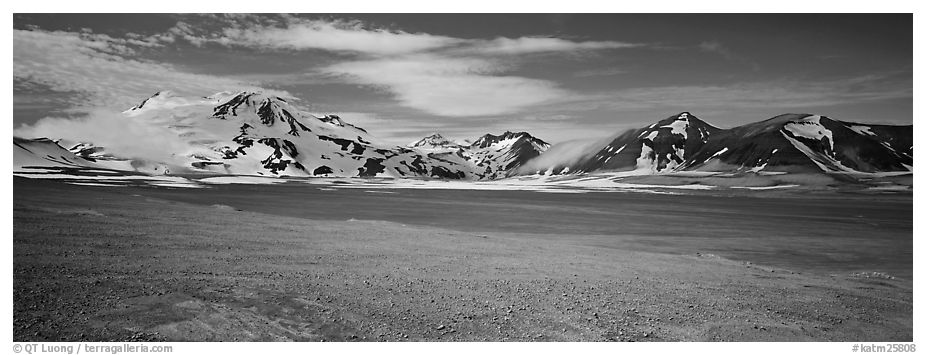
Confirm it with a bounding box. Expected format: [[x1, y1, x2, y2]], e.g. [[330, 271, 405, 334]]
[[517, 133, 622, 174], [14, 109, 195, 164]]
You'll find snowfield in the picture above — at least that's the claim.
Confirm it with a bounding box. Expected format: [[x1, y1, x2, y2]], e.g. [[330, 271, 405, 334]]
[[13, 169, 716, 192], [13, 166, 912, 195], [14, 105, 912, 194]]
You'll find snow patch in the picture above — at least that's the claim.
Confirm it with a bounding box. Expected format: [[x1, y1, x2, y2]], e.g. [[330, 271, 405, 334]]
[[15, 172, 201, 188], [747, 162, 768, 173], [782, 115, 834, 151], [198, 176, 286, 185], [730, 185, 799, 190], [780, 131, 907, 177], [848, 125, 876, 137], [660, 120, 689, 138], [66, 182, 123, 187]]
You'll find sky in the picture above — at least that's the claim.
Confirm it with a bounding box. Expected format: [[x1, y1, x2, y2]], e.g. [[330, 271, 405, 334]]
[[13, 13, 913, 145]]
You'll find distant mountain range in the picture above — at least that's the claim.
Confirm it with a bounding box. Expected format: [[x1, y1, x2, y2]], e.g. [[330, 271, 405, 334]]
[[14, 91, 549, 180], [528, 112, 912, 177], [13, 92, 912, 181], [406, 132, 550, 180], [407, 133, 469, 151]]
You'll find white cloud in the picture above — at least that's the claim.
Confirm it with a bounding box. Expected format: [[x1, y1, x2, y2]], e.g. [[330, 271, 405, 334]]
[[15, 19, 636, 120], [13, 29, 290, 112], [521, 114, 574, 121], [182, 18, 642, 117], [322, 55, 572, 117], [221, 19, 463, 55], [14, 109, 197, 163], [211, 18, 637, 57], [472, 37, 639, 55], [516, 135, 614, 174]]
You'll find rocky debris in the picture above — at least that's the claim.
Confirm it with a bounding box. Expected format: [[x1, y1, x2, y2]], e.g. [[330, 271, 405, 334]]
[[12, 179, 913, 342], [852, 272, 896, 280]]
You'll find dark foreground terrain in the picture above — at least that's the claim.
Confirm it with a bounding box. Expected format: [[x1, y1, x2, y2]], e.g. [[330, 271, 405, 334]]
[[13, 177, 912, 341]]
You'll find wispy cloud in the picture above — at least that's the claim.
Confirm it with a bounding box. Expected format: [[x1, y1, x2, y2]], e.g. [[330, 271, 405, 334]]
[[200, 17, 638, 57], [14, 109, 198, 164], [470, 37, 639, 55], [13, 29, 290, 113], [520, 113, 574, 121], [572, 67, 627, 77], [321, 55, 572, 117], [16, 16, 647, 120], [562, 72, 912, 116], [171, 17, 643, 117], [516, 135, 616, 174], [221, 19, 463, 55]]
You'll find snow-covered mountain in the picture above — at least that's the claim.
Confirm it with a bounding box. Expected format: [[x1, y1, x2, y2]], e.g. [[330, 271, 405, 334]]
[[526, 112, 912, 177], [407, 133, 466, 152], [15, 91, 478, 179], [410, 131, 551, 180], [14, 93, 911, 183], [14, 91, 555, 180], [14, 137, 101, 171]]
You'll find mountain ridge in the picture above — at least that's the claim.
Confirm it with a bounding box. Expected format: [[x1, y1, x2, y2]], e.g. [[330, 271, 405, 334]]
[[15, 91, 552, 180], [525, 112, 912, 178], [12, 91, 912, 182]]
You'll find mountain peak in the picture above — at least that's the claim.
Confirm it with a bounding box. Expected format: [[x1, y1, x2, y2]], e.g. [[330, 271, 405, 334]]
[[649, 112, 719, 132], [210, 91, 302, 127], [664, 111, 698, 123], [408, 133, 463, 150], [470, 131, 549, 150]]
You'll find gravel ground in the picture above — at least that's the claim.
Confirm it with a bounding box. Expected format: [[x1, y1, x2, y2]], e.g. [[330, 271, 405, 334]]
[[13, 178, 912, 341]]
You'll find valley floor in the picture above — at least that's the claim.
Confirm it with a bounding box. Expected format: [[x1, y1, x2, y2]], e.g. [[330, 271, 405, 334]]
[[13, 177, 912, 341]]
